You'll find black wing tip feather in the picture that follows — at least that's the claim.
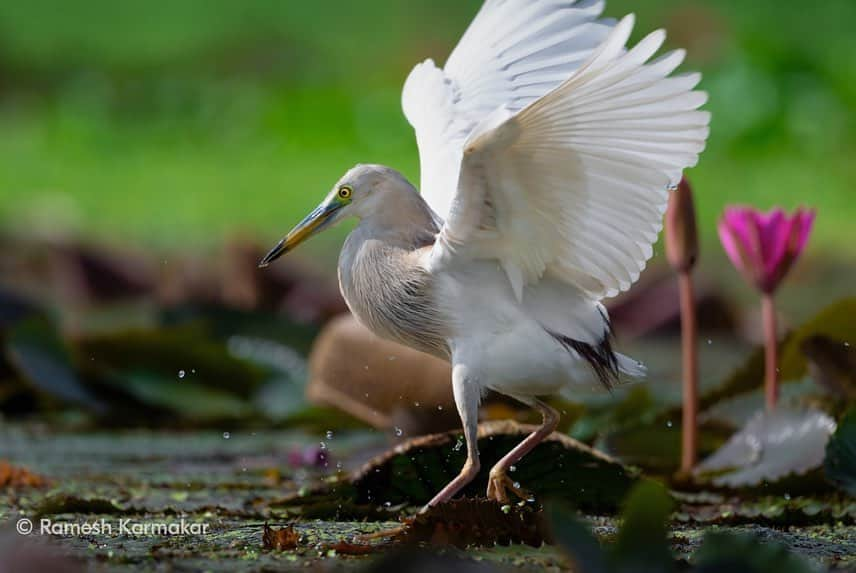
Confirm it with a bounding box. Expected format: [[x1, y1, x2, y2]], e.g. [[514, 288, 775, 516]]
[[548, 329, 620, 392]]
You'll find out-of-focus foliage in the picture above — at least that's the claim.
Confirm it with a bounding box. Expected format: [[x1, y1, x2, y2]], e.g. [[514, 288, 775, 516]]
[[824, 408, 856, 496], [0, 0, 854, 256]]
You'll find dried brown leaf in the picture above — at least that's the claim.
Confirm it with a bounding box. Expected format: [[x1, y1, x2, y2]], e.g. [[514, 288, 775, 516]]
[[262, 523, 299, 551], [0, 460, 49, 489]]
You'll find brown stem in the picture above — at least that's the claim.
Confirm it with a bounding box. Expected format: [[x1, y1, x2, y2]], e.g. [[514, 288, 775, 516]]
[[762, 293, 779, 410], [678, 271, 698, 473]]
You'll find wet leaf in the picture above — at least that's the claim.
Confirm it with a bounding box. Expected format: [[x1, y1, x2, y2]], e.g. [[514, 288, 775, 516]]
[[35, 494, 129, 517], [824, 409, 856, 496], [394, 498, 547, 548], [695, 407, 837, 488], [4, 318, 105, 412], [612, 481, 675, 573], [693, 531, 820, 573], [262, 523, 299, 551], [351, 421, 637, 512]]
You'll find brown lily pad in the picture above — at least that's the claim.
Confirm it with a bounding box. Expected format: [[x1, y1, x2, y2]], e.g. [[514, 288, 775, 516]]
[[394, 498, 547, 548]]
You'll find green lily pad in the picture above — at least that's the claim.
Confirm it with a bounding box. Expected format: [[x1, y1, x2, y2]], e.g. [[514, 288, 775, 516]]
[[824, 409, 856, 496], [4, 318, 105, 413]]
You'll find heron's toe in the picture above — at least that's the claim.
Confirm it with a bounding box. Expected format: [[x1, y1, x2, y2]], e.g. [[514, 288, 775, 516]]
[[487, 470, 530, 504]]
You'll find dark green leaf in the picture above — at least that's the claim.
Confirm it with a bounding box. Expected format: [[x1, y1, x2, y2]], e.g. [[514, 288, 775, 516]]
[[546, 503, 608, 573], [824, 409, 856, 496], [693, 531, 819, 573], [4, 318, 105, 412], [611, 481, 674, 573]]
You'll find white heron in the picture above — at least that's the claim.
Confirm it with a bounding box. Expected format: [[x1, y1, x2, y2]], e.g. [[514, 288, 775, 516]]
[[260, 0, 709, 509]]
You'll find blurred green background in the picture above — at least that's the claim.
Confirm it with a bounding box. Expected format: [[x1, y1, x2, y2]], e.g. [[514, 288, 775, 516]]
[[0, 0, 854, 260]]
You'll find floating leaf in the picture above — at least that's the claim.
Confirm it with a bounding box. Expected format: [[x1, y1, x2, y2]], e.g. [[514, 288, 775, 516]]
[[696, 407, 837, 488], [116, 372, 253, 423], [79, 326, 265, 399], [693, 531, 820, 573], [824, 409, 856, 496], [351, 421, 637, 512], [4, 318, 105, 412], [600, 420, 729, 474], [394, 498, 547, 548]]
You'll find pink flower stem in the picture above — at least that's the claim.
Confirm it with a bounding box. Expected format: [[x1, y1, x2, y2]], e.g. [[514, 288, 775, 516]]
[[678, 271, 698, 473], [762, 293, 779, 410]]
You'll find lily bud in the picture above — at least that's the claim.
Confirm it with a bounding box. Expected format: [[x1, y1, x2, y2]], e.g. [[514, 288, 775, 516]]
[[718, 206, 815, 294], [665, 178, 699, 273]]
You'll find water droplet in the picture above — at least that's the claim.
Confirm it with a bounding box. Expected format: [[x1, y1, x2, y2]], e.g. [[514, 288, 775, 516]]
[[513, 481, 521, 489], [319, 441, 327, 450], [394, 427, 403, 437], [784, 493, 791, 500], [707, 339, 713, 345], [845, 342, 851, 347], [223, 432, 231, 440], [325, 430, 334, 440], [178, 370, 185, 379], [336, 461, 343, 470], [383, 501, 391, 508], [509, 465, 517, 473], [191, 368, 196, 374], [437, 405, 443, 411], [667, 420, 673, 428], [414, 401, 421, 407], [453, 439, 463, 451]]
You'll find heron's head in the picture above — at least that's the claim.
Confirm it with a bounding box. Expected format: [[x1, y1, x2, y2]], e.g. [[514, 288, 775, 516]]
[[258, 164, 415, 267]]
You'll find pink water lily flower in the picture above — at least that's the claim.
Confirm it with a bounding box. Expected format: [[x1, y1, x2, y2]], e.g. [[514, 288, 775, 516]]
[[718, 207, 815, 294], [718, 206, 815, 411]]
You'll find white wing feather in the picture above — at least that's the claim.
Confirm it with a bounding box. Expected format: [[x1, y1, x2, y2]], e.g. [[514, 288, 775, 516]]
[[433, 14, 711, 300], [402, 0, 615, 219]]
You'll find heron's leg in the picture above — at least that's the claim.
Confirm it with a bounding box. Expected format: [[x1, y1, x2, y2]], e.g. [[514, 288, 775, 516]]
[[487, 397, 559, 503], [421, 364, 481, 513]]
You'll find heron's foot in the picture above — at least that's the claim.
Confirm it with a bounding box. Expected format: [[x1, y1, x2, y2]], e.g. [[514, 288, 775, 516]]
[[420, 458, 481, 514], [486, 469, 531, 504]]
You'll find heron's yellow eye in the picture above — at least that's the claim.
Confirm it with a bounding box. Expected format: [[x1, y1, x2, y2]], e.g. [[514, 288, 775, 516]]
[[338, 186, 352, 200]]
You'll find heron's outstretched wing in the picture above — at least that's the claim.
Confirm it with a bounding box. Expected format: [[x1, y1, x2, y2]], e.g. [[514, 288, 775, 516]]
[[432, 15, 710, 301], [402, 0, 615, 220]]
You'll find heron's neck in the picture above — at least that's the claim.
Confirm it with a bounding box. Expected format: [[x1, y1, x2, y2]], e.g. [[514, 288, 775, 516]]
[[356, 189, 439, 249]]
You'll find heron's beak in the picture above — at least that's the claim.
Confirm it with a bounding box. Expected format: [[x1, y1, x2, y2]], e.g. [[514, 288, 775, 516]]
[[259, 202, 341, 268]]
